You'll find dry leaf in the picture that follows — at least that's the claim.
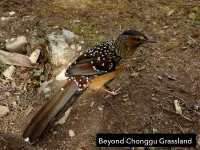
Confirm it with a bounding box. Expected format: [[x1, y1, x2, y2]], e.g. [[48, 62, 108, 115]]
[[174, 100, 182, 115]]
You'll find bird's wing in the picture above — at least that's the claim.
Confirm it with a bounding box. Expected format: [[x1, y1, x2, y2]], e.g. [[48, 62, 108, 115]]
[[66, 40, 120, 76], [67, 58, 106, 76]]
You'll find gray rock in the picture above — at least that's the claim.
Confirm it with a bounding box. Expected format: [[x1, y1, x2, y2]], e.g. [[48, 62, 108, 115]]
[[62, 29, 78, 42], [47, 30, 81, 66], [6, 36, 27, 52]]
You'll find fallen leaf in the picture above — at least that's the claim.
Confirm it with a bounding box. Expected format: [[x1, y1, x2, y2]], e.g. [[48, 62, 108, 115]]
[[174, 100, 182, 115]]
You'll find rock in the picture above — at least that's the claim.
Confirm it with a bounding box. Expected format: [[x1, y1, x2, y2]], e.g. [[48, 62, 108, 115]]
[[47, 30, 80, 66], [11, 101, 17, 108], [130, 72, 139, 78], [123, 98, 129, 102], [90, 101, 95, 107], [69, 129, 75, 137], [53, 131, 58, 135], [167, 9, 174, 16], [9, 11, 15, 16], [6, 36, 27, 52], [123, 94, 129, 98], [70, 44, 76, 50], [2, 65, 16, 79], [1, 17, 12, 21], [0, 105, 9, 117], [151, 97, 159, 102], [98, 105, 104, 111], [29, 49, 41, 64], [157, 75, 163, 80], [62, 29, 78, 42], [188, 12, 196, 20]]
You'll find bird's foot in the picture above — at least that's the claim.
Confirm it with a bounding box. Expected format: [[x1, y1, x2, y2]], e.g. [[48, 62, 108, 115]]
[[103, 87, 121, 98]]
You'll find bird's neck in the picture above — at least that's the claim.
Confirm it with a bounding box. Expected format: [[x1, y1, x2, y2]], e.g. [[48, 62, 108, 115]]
[[114, 36, 138, 59]]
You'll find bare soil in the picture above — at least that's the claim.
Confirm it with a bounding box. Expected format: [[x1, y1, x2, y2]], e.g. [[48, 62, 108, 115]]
[[0, 0, 200, 150]]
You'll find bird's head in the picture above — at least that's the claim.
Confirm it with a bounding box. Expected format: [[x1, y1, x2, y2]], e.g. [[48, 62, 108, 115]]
[[116, 29, 155, 57]]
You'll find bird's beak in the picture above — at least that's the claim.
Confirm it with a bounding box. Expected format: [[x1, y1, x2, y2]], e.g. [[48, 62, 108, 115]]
[[144, 38, 157, 43]]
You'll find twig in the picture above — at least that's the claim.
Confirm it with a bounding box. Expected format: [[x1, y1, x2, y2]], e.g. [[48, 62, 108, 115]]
[[161, 106, 193, 122]]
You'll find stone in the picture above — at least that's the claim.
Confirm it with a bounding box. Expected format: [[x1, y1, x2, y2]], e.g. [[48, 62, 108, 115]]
[[0, 105, 9, 117]]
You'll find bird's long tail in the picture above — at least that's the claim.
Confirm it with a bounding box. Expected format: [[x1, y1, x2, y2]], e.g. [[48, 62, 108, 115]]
[[23, 80, 79, 143]]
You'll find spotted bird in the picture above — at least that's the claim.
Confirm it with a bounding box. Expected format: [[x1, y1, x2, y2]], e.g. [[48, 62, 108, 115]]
[[23, 29, 155, 143]]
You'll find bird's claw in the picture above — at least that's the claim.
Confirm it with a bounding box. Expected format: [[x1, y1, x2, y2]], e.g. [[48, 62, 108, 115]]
[[104, 87, 121, 98]]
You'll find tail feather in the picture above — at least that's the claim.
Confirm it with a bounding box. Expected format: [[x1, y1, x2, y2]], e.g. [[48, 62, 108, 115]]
[[23, 80, 79, 143]]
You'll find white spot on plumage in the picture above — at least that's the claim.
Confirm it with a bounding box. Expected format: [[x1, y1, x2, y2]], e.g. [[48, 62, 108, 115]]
[[92, 66, 97, 71], [24, 137, 30, 143]]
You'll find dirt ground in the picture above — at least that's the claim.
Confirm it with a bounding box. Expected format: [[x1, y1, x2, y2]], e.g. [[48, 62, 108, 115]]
[[0, 0, 200, 150]]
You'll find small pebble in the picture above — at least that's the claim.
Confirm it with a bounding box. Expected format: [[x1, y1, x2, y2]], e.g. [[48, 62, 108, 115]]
[[90, 101, 95, 107], [123, 94, 129, 98], [77, 45, 82, 51], [157, 75, 163, 80], [69, 129, 75, 137], [6, 36, 27, 52], [62, 29, 77, 41], [123, 98, 129, 102], [12, 101, 17, 108], [0, 105, 9, 117], [1, 17, 11, 21], [70, 44, 76, 49], [80, 41, 84, 44], [167, 9, 174, 16], [9, 11, 15, 16], [98, 106, 104, 111], [53, 131, 58, 135], [131, 72, 139, 77], [151, 97, 159, 102]]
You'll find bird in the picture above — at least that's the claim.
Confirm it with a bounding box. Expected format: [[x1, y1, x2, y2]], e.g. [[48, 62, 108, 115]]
[[23, 29, 155, 143]]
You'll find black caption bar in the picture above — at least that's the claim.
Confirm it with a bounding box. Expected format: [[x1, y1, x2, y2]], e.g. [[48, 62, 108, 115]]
[[96, 134, 196, 147]]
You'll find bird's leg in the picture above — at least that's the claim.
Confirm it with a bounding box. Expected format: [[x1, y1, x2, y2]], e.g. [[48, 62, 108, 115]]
[[102, 85, 121, 97], [88, 65, 124, 99]]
